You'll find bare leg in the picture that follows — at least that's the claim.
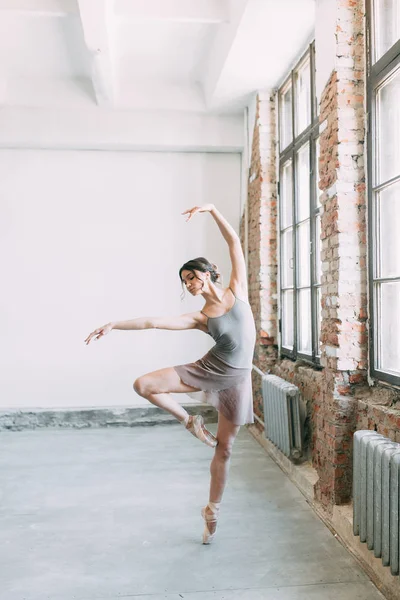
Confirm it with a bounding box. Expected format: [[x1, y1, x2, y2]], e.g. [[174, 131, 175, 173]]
[[209, 411, 240, 503], [133, 367, 201, 422], [134, 368, 217, 448], [201, 411, 240, 542]]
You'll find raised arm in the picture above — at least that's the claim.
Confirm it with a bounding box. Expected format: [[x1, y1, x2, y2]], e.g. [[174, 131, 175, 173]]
[[182, 204, 248, 296], [84, 312, 206, 345], [209, 206, 247, 294]]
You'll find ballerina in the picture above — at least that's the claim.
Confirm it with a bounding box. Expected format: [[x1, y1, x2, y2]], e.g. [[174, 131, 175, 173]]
[[84, 204, 256, 544]]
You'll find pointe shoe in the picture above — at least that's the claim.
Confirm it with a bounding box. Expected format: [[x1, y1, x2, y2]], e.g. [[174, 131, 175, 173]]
[[185, 415, 217, 448], [201, 504, 219, 544]]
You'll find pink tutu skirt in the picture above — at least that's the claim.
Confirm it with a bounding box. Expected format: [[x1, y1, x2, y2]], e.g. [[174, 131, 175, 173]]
[[173, 350, 254, 426]]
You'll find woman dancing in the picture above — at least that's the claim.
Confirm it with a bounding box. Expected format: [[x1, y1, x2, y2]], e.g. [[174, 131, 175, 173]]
[[84, 204, 256, 544]]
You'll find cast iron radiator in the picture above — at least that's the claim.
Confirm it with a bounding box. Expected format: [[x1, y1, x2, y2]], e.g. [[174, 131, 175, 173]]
[[261, 374, 303, 460], [353, 430, 400, 576]]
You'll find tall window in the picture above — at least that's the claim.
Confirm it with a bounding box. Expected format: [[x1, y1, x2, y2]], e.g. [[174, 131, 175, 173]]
[[368, 0, 400, 384], [278, 44, 321, 362]]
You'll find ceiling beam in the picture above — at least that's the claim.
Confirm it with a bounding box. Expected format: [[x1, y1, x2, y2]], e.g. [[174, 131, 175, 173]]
[[76, 0, 115, 107], [0, 0, 229, 23], [202, 0, 250, 108]]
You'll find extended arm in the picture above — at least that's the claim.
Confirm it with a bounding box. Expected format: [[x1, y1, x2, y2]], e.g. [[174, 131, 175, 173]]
[[111, 317, 153, 331], [84, 312, 205, 345], [112, 313, 202, 331]]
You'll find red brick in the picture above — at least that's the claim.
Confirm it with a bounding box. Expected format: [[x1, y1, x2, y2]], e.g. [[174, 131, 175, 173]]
[[243, 0, 390, 513]]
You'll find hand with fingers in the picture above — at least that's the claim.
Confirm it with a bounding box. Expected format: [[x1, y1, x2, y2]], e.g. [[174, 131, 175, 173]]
[[181, 204, 215, 222], [84, 322, 113, 345]]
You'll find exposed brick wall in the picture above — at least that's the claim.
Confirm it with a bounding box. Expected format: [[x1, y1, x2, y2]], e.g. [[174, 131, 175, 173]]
[[316, 0, 367, 507], [357, 397, 400, 443], [243, 95, 324, 452], [244, 0, 400, 511], [356, 387, 400, 443], [241, 92, 278, 422]]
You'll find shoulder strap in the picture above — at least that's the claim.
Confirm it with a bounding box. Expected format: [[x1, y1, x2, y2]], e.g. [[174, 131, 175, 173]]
[[229, 286, 236, 298]]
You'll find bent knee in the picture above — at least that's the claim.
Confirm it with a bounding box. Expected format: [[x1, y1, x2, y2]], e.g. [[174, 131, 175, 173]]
[[133, 376, 151, 397]]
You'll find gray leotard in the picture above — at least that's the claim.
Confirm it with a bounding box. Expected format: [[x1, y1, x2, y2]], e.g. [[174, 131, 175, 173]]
[[201, 288, 256, 369]]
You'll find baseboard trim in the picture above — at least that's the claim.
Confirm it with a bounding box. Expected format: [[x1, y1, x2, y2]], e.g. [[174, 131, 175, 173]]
[[0, 403, 217, 431]]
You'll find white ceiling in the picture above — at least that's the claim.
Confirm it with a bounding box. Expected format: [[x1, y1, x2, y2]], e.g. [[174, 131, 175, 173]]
[[0, 0, 315, 114]]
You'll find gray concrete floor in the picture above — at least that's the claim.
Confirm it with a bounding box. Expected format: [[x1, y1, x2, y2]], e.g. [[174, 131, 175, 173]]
[[0, 424, 385, 600]]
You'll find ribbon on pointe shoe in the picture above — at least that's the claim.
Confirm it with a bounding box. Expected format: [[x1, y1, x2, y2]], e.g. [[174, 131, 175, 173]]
[[201, 503, 219, 544], [186, 415, 217, 448]]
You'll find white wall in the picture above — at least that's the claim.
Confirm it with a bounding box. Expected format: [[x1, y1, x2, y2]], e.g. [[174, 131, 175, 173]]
[[0, 107, 244, 153], [0, 150, 241, 409]]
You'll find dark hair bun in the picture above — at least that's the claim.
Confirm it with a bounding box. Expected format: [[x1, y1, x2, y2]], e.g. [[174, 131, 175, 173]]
[[178, 257, 222, 290], [210, 264, 220, 282]]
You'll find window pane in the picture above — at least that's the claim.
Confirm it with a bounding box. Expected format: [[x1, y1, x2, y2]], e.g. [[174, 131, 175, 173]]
[[281, 160, 293, 228], [315, 286, 321, 356], [297, 221, 310, 287], [376, 180, 400, 278], [295, 57, 311, 135], [376, 66, 400, 184], [374, 0, 400, 62], [280, 83, 293, 150], [375, 281, 400, 375], [282, 290, 294, 349], [298, 288, 312, 354], [315, 215, 322, 283], [296, 143, 310, 222], [281, 229, 294, 287], [315, 138, 322, 207]]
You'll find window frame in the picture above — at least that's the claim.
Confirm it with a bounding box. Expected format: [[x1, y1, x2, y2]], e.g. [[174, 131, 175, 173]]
[[278, 42, 321, 364], [367, 0, 400, 386]]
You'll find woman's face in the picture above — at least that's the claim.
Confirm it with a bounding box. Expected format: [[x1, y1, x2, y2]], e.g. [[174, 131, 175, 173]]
[[181, 269, 209, 295]]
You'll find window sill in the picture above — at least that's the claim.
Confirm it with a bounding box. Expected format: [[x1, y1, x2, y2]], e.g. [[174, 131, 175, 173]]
[[279, 353, 324, 371]]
